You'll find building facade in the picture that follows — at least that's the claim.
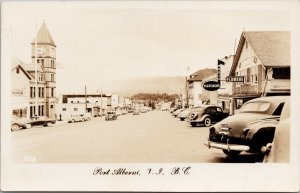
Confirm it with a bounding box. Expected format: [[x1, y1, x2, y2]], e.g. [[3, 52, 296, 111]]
[[187, 68, 217, 107], [11, 22, 57, 119], [217, 55, 234, 114], [230, 31, 290, 113]]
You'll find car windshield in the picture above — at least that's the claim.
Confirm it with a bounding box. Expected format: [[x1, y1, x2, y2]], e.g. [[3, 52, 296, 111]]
[[239, 101, 270, 113]]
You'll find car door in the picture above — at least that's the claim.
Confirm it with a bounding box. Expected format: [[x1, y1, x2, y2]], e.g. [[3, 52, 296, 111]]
[[208, 107, 218, 122], [215, 107, 224, 122]]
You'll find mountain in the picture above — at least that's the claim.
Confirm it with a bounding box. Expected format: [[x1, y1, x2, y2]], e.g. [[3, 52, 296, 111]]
[[108, 76, 186, 97]]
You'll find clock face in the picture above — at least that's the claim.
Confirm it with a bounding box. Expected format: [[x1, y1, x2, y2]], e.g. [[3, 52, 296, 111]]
[[37, 46, 44, 55]]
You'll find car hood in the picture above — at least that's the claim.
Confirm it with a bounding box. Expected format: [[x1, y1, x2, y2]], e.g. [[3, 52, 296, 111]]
[[214, 113, 274, 137]]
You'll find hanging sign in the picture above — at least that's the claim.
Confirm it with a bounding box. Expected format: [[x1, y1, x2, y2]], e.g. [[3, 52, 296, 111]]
[[225, 76, 244, 82], [203, 59, 224, 91]]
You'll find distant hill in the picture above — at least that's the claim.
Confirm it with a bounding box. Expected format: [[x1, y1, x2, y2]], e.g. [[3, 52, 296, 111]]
[[108, 76, 186, 97]]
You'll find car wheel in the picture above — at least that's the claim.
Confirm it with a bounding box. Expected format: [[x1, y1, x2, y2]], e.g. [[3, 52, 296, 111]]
[[47, 122, 53, 127], [222, 149, 241, 157], [180, 118, 184, 121], [25, 124, 32, 129], [11, 124, 20, 131], [204, 117, 211, 127], [191, 122, 197, 127]]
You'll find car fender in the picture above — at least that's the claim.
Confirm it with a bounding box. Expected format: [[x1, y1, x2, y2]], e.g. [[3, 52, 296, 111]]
[[246, 120, 278, 141], [199, 114, 211, 122]]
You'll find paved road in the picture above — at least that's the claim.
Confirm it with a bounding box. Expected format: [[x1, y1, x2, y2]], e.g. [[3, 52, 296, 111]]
[[11, 111, 264, 163]]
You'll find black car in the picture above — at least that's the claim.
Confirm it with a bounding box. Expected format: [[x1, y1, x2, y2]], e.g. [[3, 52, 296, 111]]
[[188, 105, 229, 127], [205, 96, 288, 157], [29, 116, 56, 127]]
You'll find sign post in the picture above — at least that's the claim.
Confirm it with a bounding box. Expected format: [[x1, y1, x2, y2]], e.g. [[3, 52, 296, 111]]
[[203, 59, 224, 91]]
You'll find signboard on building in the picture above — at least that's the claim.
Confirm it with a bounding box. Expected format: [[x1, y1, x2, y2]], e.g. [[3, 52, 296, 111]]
[[225, 76, 244, 82], [203, 81, 221, 91], [12, 88, 26, 96], [203, 59, 224, 91]]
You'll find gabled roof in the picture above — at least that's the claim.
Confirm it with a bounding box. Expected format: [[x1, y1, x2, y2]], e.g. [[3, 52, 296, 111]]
[[188, 68, 217, 82], [31, 22, 56, 47], [230, 31, 290, 75], [11, 64, 33, 80]]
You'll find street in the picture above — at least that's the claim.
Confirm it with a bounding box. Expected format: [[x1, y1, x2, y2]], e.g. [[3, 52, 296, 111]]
[[11, 110, 264, 163]]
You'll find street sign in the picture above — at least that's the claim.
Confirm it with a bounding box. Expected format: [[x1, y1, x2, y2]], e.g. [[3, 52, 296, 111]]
[[225, 76, 244, 82], [203, 59, 224, 91]]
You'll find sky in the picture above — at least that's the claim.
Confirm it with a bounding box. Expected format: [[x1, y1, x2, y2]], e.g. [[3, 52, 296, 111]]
[[2, 1, 291, 94]]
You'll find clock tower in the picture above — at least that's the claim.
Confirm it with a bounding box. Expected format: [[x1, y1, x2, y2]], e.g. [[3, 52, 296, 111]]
[[31, 22, 57, 119]]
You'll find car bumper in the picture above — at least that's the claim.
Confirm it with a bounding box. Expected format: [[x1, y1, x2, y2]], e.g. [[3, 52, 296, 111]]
[[204, 139, 250, 152]]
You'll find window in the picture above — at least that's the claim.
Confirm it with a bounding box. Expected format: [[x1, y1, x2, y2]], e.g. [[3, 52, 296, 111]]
[[255, 75, 258, 83], [51, 88, 54, 97], [273, 103, 285, 116], [37, 59, 40, 63], [30, 87, 33, 98], [71, 101, 73, 103], [239, 102, 270, 113], [74, 108, 78, 111], [62, 108, 67, 111], [38, 87, 41, 97], [41, 59, 44, 67], [50, 105, 54, 108]]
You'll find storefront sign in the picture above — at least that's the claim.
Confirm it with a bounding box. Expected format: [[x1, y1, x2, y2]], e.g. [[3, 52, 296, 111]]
[[203, 81, 221, 91], [225, 76, 244, 82], [203, 59, 224, 91], [12, 88, 26, 96]]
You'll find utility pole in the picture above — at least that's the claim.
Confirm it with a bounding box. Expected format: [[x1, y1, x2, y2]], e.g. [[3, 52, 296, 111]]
[[34, 22, 38, 117], [100, 87, 103, 116], [186, 76, 189, 108], [85, 85, 87, 113]]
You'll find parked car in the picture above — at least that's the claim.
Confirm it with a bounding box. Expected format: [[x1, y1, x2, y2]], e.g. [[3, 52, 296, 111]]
[[105, 111, 117, 121], [133, 110, 140, 115], [170, 107, 179, 113], [128, 109, 134, 113], [29, 116, 56, 127], [262, 98, 290, 163], [11, 115, 31, 131], [189, 105, 229, 127], [82, 113, 92, 121], [204, 96, 288, 157], [172, 109, 183, 117], [68, 114, 86, 123], [177, 108, 190, 121]]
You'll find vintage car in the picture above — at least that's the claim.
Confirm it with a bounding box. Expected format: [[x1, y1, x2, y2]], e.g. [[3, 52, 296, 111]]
[[133, 110, 140, 115], [172, 109, 183, 117], [105, 111, 117, 121], [29, 116, 56, 127], [177, 108, 190, 121], [189, 105, 229, 127], [68, 113, 91, 123], [262, 98, 290, 163], [204, 96, 288, 157], [11, 115, 31, 131]]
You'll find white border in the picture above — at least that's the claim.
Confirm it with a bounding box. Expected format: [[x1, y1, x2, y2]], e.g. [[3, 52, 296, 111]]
[[1, 1, 300, 191]]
